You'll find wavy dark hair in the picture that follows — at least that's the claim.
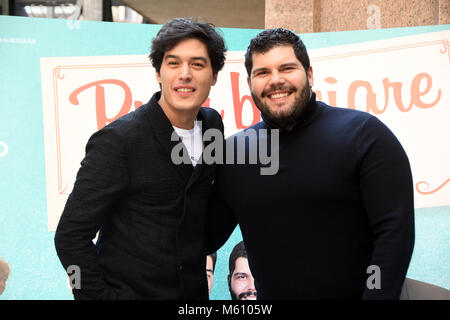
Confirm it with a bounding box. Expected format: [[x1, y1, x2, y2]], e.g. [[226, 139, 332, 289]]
[[244, 28, 310, 77], [228, 241, 247, 275], [149, 18, 227, 75]]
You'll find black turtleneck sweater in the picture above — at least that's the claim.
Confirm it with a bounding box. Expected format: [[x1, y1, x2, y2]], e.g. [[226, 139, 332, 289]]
[[206, 93, 415, 299]]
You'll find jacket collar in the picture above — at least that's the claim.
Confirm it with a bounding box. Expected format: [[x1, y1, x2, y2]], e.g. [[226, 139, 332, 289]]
[[143, 91, 215, 185]]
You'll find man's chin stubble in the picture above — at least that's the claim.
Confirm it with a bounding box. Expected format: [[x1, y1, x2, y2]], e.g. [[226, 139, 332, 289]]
[[253, 86, 311, 130]]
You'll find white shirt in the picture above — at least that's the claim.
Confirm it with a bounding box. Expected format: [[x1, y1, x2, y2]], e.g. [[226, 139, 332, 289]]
[[172, 120, 203, 167]]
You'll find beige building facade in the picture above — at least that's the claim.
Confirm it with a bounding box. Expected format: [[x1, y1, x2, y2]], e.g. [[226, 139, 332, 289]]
[[265, 0, 450, 33], [122, 0, 449, 33]]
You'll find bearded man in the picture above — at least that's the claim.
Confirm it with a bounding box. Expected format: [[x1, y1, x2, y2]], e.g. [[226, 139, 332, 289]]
[[206, 28, 415, 300], [228, 241, 257, 300]]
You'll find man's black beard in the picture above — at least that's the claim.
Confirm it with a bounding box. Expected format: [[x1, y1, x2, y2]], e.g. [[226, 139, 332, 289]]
[[229, 289, 238, 300], [252, 78, 311, 130], [238, 290, 257, 300], [230, 289, 257, 300]]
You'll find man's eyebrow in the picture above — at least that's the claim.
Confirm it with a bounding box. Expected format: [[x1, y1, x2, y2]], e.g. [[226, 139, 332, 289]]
[[164, 54, 208, 63], [252, 62, 300, 75], [206, 268, 214, 273], [280, 62, 301, 68], [233, 272, 247, 277], [251, 67, 269, 75], [191, 57, 208, 63], [164, 54, 179, 60]]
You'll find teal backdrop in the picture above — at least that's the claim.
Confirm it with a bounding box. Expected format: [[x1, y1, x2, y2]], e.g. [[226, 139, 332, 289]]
[[0, 15, 449, 300]]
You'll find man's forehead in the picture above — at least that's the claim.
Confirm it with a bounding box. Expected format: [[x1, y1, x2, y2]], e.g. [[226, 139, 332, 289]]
[[251, 45, 301, 68], [163, 38, 210, 60], [234, 257, 250, 270], [252, 44, 296, 58]]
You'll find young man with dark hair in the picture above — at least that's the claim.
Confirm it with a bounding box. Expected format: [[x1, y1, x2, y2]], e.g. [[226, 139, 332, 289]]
[[55, 18, 227, 300], [207, 28, 415, 299], [227, 241, 256, 300]]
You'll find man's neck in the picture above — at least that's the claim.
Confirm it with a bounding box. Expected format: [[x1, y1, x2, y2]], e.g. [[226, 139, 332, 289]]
[[168, 112, 198, 129], [158, 102, 200, 130]]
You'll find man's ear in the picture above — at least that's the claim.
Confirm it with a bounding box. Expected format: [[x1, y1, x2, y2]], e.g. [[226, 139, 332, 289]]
[[308, 66, 314, 88], [156, 72, 162, 89], [247, 77, 252, 91], [211, 72, 218, 86]]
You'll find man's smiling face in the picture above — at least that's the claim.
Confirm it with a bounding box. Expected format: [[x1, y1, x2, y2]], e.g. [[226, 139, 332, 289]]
[[157, 38, 217, 120], [229, 257, 257, 300], [248, 45, 313, 129]]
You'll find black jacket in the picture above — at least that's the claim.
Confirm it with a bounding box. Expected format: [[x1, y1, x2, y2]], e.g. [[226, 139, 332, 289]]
[[55, 91, 223, 300]]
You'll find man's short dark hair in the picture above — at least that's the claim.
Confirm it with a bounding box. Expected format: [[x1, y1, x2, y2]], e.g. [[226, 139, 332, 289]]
[[209, 252, 217, 272], [228, 241, 247, 275], [244, 28, 310, 77], [149, 18, 227, 75]]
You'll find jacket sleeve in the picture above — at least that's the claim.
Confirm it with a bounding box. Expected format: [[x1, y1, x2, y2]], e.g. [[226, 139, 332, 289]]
[[202, 107, 237, 253], [54, 126, 128, 300], [357, 116, 415, 300], [205, 178, 238, 255]]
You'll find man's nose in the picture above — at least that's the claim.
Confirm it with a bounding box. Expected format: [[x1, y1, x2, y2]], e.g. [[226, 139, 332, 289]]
[[268, 70, 285, 86], [179, 63, 192, 81], [246, 276, 256, 291]]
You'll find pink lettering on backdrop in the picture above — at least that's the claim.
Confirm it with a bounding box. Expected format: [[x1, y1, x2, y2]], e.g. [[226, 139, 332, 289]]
[[230, 72, 261, 129], [68, 72, 441, 131], [69, 79, 142, 130], [316, 72, 441, 114]]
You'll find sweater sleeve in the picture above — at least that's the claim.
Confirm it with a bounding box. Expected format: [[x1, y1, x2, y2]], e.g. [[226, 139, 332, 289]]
[[54, 127, 128, 300], [357, 116, 415, 300]]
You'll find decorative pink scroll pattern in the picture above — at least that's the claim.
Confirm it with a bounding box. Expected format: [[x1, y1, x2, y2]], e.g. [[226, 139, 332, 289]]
[[415, 39, 449, 197], [440, 39, 450, 62], [416, 178, 450, 195]]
